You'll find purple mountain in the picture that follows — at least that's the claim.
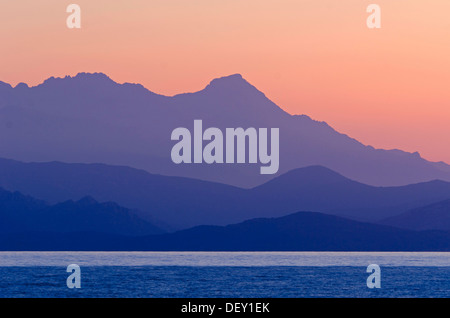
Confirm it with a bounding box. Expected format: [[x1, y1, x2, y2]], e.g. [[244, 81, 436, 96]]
[[0, 72, 449, 187], [0, 187, 164, 236], [2, 211, 450, 251], [380, 199, 450, 231], [0, 158, 449, 229]]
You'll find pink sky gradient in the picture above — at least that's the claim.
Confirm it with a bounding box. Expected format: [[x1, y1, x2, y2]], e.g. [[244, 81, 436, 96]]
[[1, 0, 449, 163]]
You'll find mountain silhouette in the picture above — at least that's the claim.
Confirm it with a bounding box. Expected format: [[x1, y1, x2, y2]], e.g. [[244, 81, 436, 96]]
[[250, 165, 450, 221], [0, 158, 244, 229], [142, 211, 450, 251], [0, 187, 164, 236], [1, 158, 449, 229], [1, 72, 449, 187], [380, 199, 450, 231], [1, 211, 449, 251]]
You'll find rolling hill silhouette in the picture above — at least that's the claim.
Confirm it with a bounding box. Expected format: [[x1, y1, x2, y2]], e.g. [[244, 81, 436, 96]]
[[1, 73, 449, 188], [0, 187, 164, 236], [1, 211, 449, 251], [380, 199, 450, 231], [140, 211, 450, 251], [0, 158, 449, 229], [250, 165, 450, 221]]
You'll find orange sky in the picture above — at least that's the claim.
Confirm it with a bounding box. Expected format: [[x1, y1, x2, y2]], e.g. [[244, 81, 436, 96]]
[[1, 0, 449, 163]]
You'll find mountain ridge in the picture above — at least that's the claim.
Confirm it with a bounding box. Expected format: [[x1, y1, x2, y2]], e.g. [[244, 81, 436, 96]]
[[1, 72, 449, 187], [2, 211, 449, 251], [380, 199, 450, 231], [0, 157, 449, 229], [0, 186, 165, 236]]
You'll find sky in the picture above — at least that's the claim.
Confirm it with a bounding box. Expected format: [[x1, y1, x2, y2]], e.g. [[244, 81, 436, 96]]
[[1, 0, 449, 163]]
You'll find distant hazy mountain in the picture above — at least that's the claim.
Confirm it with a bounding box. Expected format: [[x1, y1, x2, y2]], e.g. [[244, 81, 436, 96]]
[[0, 187, 164, 236], [0, 158, 245, 229], [2, 211, 449, 251], [250, 165, 450, 221], [1, 73, 449, 188], [380, 199, 450, 231], [1, 158, 449, 229], [143, 211, 450, 251]]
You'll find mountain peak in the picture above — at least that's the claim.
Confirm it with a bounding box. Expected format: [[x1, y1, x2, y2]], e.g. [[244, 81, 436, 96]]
[[41, 72, 116, 87], [205, 74, 253, 91], [211, 73, 244, 82]]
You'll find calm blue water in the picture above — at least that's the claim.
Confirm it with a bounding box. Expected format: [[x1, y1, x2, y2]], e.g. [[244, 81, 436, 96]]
[[0, 252, 449, 298]]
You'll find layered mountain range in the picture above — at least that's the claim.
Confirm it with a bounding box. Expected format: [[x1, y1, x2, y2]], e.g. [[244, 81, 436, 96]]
[[0, 73, 449, 250], [0, 158, 450, 229], [1, 73, 449, 188]]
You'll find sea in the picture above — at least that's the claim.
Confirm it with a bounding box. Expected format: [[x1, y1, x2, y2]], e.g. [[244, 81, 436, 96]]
[[0, 252, 449, 298]]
